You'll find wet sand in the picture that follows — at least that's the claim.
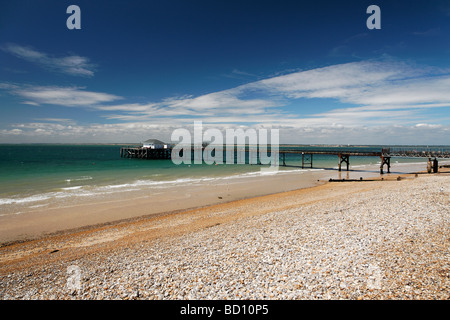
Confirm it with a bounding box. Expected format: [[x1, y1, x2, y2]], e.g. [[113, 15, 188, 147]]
[[1, 160, 436, 245], [0, 163, 394, 245]]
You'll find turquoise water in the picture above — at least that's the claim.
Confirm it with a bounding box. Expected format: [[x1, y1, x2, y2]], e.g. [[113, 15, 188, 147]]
[[0, 144, 447, 214]]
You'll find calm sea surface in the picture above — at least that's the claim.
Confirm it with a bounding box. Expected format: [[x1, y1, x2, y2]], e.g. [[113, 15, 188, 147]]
[[0, 144, 447, 215]]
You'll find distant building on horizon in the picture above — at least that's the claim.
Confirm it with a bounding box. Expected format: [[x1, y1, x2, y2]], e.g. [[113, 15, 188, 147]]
[[142, 139, 169, 149]]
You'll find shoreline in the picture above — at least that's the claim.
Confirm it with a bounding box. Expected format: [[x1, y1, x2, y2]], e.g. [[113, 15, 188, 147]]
[[0, 168, 448, 299], [0, 166, 444, 250], [0, 161, 435, 246], [0, 170, 424, 255], [0, 168, 323, 245]]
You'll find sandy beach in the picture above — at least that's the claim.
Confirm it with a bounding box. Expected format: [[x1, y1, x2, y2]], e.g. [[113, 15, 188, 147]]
[[0, 168, 328, 245], [0, 162, 430, 245], [3, 0, 450, 305], [0, 168, 448, 300]]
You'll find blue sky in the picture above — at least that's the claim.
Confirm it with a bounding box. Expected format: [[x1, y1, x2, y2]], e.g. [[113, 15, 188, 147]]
[[1, 0, 449, 144]]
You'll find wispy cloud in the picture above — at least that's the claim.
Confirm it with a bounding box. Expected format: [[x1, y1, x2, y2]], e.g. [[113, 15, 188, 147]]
[[2, 43, 96, 77], [250, 61, 450, 108], [221, 69, 259, 80], [33, 118, 75, 124], [1, 120, 448, 145], [329, 33, 369, 57], [94, 60, 450, 128], [4, 60, 447, 127], [412, 27, 441, 37], [3, 85, 122, 107], [2, 60, 450, 144], [97, 90, 282, 121]]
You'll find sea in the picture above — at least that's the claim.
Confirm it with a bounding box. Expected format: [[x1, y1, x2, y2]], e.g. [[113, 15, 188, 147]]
[[0, 144, 448, 217]]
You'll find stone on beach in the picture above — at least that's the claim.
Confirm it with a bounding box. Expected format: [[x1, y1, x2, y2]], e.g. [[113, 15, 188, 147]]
[[0, 174, 449, 300]]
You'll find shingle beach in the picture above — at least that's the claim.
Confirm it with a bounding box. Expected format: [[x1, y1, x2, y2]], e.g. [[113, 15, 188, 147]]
[[0, 172, 449, 300]]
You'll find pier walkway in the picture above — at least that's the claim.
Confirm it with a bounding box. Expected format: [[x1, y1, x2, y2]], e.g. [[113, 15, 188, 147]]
[[279, 149, 387, 173], [120, 146, 449, 174]]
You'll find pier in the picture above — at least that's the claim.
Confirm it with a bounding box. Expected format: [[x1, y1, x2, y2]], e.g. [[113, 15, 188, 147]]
[[278, 149, 389, 173], [385, 147, 450, 173], [384, 147, 450, 159], [278, 147, 449, 173], [120, 145, 449, 174], [120, 146, 171, 159]]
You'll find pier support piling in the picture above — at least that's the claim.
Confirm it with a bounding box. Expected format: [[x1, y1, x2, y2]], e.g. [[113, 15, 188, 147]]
[[380, 156, 391, 174], [427, 158, 439, 173], [301, 153, 313, 169], [338, 154, 350, 172]]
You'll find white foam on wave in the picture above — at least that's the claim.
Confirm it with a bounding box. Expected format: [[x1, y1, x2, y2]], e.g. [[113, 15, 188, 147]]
[[0, 194, 51, 205], [61, 186, 83, 191], [6, 160, 420, 211], [0, 186, 98, 208], [217, 167, 325, 180], [95, 177, 198, 191], [29, 204, 49, 208], [65, 176, 93, 183]]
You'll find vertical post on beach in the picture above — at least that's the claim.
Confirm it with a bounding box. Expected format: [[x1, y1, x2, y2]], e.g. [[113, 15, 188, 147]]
[[302, 153, 313, 169], [380, 156, 391, 174], [338, 153, 342, 171], [380, 156, 384, 174], [433, 158, 438, 173], [338, 154, 350, 172]]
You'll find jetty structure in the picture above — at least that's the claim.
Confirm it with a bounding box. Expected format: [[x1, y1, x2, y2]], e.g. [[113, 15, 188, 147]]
[[120, 139, 172, 160], [120, 142, 450, 174], [142, 139, 169, 149]]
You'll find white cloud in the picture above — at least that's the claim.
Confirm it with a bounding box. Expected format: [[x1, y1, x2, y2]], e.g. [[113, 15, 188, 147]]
[[2, 120, 449, 145], [0, 83, 20, 91], [0, 128, 23, 136], [250, 61, 397, 96], [242, 61, 450, 106], [415, 123, 442, 128], [2, 43, 96, 77], [97, 90, 282, 120], [33, 118, 75, 124], [11, 85, 122, 106], [1, 60, 450, 144], [93, 60, 450, 130]]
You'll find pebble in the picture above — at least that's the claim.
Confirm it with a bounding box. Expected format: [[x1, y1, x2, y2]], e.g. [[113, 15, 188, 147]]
[[0, 175, 449, 300]]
